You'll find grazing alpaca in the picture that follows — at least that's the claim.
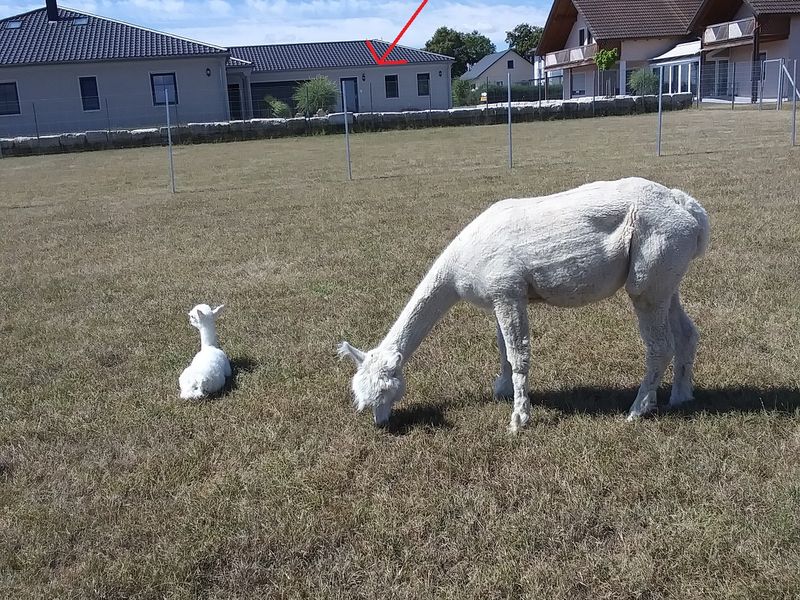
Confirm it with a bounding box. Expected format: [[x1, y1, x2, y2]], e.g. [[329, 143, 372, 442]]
[[339, 177, 709, 431], [179, 304, 231, 399]]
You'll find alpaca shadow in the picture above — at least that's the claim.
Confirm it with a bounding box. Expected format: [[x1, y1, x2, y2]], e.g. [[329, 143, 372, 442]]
[[384, 402, 452, 435], [521, 385, 800, 417], [203, 356, 258, 399]]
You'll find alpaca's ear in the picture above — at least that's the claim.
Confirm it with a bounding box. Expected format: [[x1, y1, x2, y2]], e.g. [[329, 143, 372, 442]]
[[337, 341, 365, 366], [212, 305, 225, 318], [390, 352, 403, 371]]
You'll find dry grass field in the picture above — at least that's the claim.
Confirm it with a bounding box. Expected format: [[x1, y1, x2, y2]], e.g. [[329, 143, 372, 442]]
[[1, 108, 799, 599]]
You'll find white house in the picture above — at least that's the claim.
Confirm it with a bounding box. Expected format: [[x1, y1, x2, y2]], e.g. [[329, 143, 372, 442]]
[[537, 0, 800, 101], [460, 49, 538, 88], [228, 41, 454, 117], [0, 0, 231, 137], [0, 1, 454, 138]]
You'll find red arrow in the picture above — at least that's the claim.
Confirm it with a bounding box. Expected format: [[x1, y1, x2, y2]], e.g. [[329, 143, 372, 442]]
[[365, 0, 429, 66]]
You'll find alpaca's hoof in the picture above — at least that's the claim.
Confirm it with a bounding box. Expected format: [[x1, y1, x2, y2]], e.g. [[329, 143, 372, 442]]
[[493, 376, 514, 400], [508, 411, 529, 433], [668, 391, 693, 409]]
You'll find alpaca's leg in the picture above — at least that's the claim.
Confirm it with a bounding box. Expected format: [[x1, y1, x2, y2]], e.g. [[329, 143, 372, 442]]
[[668, 293, 698, 408], [494, 299, 531, 432], [493, 322, 514, 400], [627, 298, 673, 421]]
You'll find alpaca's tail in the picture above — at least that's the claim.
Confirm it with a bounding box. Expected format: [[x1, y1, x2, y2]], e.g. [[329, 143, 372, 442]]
[[672, 188, 710, 259]]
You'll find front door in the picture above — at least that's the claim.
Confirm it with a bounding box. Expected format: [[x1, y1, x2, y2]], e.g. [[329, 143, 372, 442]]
[[340, 78, 359, 112], [227, 84, 243, 120]]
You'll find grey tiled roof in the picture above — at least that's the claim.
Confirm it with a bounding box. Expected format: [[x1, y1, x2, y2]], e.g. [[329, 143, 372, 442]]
[[228, 40, 454, 73], [461, 50, 528, 81], [0, 7, 227, 66]]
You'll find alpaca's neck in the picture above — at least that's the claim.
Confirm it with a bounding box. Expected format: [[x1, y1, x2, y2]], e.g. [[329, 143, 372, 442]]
[[379, 256, 458, 362], [199, 326, 219, 348]]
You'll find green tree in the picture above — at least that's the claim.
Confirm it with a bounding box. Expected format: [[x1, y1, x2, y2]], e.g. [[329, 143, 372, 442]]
[[425, 27, 495, 77], [628, 68, 660, 96], [462, 31, 496, 68], [293, 76, 337, 115], [593, 48, 619, 72], [264, 95, 291, 118], [505, 23, 543, 58]]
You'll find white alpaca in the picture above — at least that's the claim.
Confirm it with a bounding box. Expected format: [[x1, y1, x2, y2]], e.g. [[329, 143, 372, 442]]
[[179, 304, 232, 400], [339, 177, 710, 431]]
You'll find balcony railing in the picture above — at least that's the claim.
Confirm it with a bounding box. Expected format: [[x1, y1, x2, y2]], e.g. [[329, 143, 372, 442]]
[[545, 42, 597, 69], [703, 17, 756, 46]]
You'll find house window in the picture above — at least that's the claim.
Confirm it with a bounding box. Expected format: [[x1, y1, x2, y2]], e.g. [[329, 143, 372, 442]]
[[417, 73, 430, 96], [385, 74, 399, 98], [587, 30, 593, 44], [151, 72, 178, 105], [72, 16, 88, 25], [0, 82, 20, 115], [507, 59, 514, 69], [79, 76, 100, 111], [571, 72, 586, 96], [4, 20, 21, 29], [579, 28, 585, 46]]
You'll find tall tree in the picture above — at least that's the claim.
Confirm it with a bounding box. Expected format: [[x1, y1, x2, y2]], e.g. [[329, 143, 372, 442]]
[[505, 23, 544, 59], [462, 31, 496, 69], [425, 27, 496, 77]]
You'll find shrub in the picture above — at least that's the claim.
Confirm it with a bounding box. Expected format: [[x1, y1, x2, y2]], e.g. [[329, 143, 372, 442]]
[[629, 68, 660, 96], [452, 79, 478, 106], [293, 77, 337, 115], [263, 95, 292, 118]]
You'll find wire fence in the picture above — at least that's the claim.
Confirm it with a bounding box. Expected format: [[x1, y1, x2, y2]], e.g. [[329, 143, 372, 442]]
[[2, 61, 798, 185]]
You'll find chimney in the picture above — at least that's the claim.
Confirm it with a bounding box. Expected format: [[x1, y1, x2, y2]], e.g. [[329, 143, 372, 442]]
[[46, 0, 58, 22]]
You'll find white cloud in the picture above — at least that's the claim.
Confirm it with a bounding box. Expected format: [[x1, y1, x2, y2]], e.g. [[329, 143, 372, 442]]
[[1, 0, 551, 50]]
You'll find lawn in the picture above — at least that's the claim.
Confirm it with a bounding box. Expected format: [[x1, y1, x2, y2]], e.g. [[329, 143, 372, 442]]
[[1, 108, 799, 599]]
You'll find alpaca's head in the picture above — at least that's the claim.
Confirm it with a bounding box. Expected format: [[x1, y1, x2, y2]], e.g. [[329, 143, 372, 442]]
[[338, 341, 405, 426], [188, 304, 224, 330]]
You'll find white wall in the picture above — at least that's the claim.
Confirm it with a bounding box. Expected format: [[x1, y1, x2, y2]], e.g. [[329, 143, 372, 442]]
[[248, 62, 453, 114], [566, 13, 592, 48], [0, 56, 230, 137], [464, 51, 536, 87]]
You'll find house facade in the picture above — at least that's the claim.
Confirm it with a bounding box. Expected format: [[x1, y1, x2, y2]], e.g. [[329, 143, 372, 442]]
[[228, 42, 453, 118], [0, 1, 454, 138], [693, 0, 800, 100], [460, 49, 538, 88], [0, 1, 231, 137], [537, 0, 703, 99], [537, 0, 800, 101]]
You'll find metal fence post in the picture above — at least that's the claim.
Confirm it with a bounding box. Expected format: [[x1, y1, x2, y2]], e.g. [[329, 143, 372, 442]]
[[793, 59, 797, 146], [165, 89, 176, 194], [507, 72, 512, 170], [32, 102, 40, 139], [731, 62, 736, 110], [697, 57, 702, 108], [342, 84, 352, 181], [657, 66, 664, 157], [759, 59, 764, 110], [369, 82, 373, 113]]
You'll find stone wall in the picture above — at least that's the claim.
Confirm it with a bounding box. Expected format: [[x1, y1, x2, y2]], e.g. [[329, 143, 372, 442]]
[[0, 94, 694, 158]]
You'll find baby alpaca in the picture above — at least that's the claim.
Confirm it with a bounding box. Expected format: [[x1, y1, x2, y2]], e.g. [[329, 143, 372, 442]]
[[179, 304, 231, 400]]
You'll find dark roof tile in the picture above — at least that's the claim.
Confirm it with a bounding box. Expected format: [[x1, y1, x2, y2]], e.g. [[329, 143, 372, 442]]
[[0, 7, 226, 66], [229, 40, 453, 72], [573, 0, 704, 39]]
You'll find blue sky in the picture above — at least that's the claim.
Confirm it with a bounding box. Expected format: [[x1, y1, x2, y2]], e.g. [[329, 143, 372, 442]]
[[3, 0, 551, 49]]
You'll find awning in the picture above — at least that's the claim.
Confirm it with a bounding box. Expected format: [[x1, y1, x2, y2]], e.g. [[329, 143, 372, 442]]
[[650, 40, 701, 65]]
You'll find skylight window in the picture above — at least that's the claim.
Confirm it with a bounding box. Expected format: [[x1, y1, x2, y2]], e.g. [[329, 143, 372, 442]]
[[72, 16, 88, 25], [4, 20, 22, 29]]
